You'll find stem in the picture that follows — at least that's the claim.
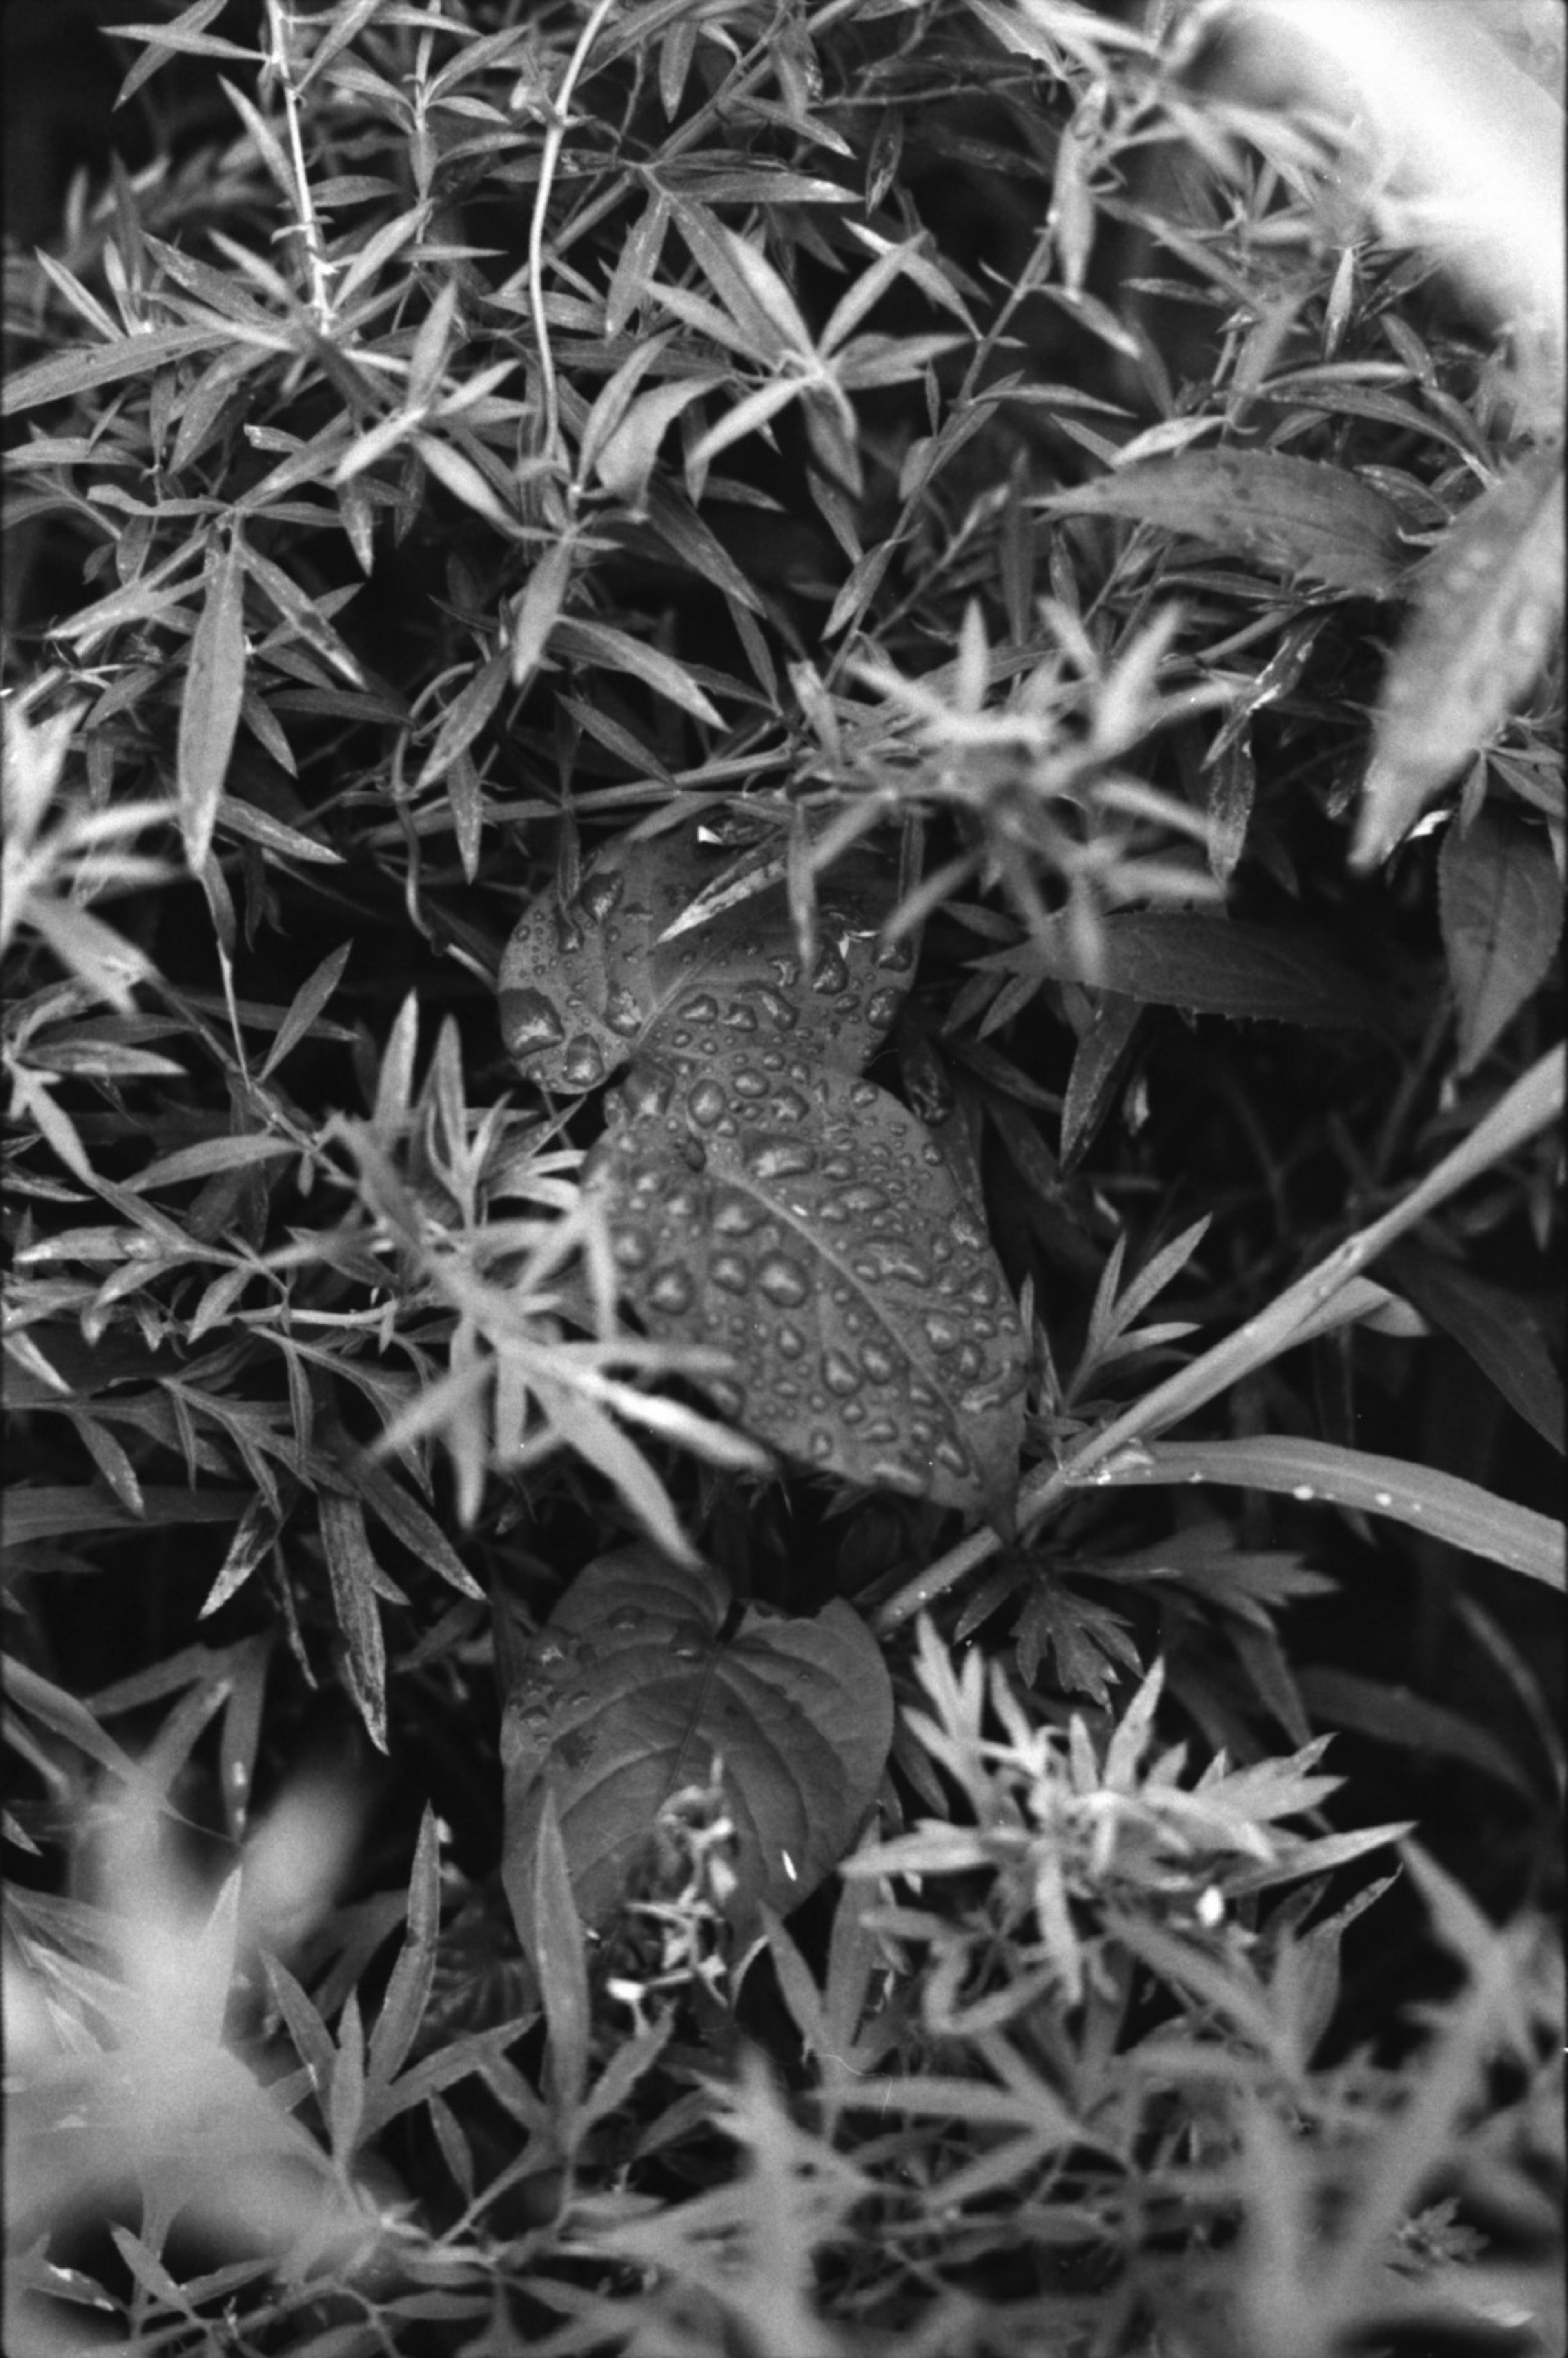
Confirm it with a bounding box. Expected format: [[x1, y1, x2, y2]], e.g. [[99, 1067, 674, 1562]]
[[530, 0, 622, 467], [871, 1043, 1565, 1633], [264, 0, 334, 329]]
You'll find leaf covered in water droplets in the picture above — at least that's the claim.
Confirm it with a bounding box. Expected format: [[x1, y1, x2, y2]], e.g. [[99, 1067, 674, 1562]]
[[498, 815, 914, 1093], [499, 1548, 893, 1960], [586, 1045, 1028, 1512]]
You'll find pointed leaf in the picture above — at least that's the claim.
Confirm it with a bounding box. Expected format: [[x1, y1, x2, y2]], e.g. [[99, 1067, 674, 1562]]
[[499, 1547, 893, 1950], [551, 616, 724, 728], [499, 815, 914, 1094], [586, 1052, 1027, 1512], [318, 1492, 390, 1751], [177, 539, 247, 871], [258, 942, 352, 1082], [1076, 1436, 1563, 1589], [1385, 1246, 1565, 1454], [1039, 451, 1406, 596], [991, 914, 1388, 1030], [1439, 803, 1563, 1074], [1354, 451, 1564, 865]]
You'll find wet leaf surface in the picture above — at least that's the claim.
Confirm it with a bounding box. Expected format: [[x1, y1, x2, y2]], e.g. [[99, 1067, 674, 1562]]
[[498, 815, 913, 1094], [499, 1548, 893, 1956], [586, 1045, 1028, 1511]]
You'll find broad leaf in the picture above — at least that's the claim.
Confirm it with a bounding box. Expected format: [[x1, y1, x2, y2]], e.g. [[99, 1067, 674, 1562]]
[[499, 1548, 893, 1959], [1354, 451, 1565, 865], [586, 1049, 1027, 1512], [499, 815, 914, 1093], [1385, 1245, 1565, 1454], [1438, 804, 1563, 1075], [1039, 452, 1406, 597]]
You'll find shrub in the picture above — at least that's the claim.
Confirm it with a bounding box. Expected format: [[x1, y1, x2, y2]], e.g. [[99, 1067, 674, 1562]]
[[4, 3, 1562, 2353]]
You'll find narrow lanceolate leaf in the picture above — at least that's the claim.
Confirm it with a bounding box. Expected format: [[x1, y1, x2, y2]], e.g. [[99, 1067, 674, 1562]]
[[259, 941, 352, 1082], [177, 538, 247, 872], [587, 1051, 1027, 1513], [499, 816, 914, 1094], [499, 1548, 893, 1956], [1438, 805, 1563, 1074], [318, 1491, 391, 1751], [1074, 1436, 1564, 1589], [984, 914, 1388, 1031], [1039, 452, 1407, 597], [1354, 452, 1565, 867]]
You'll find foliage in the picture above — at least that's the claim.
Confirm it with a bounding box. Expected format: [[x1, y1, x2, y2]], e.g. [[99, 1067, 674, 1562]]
[[3, 1, 1562, 2353]]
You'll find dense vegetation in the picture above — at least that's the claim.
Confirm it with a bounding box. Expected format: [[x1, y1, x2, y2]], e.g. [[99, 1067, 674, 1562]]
[[3, 3, 1562, 2353]]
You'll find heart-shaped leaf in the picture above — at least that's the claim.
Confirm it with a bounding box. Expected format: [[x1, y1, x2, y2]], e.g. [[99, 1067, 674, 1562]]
[[585, 1047, 1027, 1512], [499, 1548, 893, 1961], [498, 816, 913, 1093]]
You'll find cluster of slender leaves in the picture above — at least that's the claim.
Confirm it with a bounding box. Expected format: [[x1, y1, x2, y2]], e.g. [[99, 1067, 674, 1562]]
[[3, 1, 1562, 2353]]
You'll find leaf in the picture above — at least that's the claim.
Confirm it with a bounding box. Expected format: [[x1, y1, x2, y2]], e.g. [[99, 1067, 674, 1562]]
[[499, 1547, 893, 1954], [121, 1132, 298, 1192], [1, 325, 227, 414], [1384, 1246, 1565, 1454], [586, 1051, 1027, 1513], [259, 942, 353, 1083], [1354, 452, 1565, 865], [363, 1807, 442, 2120], [1298, 1667, 1536, 1800], [1076, 1436, 1563, 1589], [318, 1491, 391, 1752], [551, 616, 724, 729], [1438, 804, 1563, 1074], [1038, 452, 1406, 597], [2, 1484, 252, 1547], [177, 538, 247, 872], [499, 815, 914, 1094], [990, 914, 1388, 1030]]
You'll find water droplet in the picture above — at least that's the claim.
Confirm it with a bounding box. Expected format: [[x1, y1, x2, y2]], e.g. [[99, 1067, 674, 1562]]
[[811, 944, 849, 994], [731, 1067, 768, 1099], [1374, 1491, 1393, 1508], [850, 1082, 879, 1108], [604, 984, 646, 1039], [679, 992, 719, 1022], [566, 1687, 592, 1708], [821, 1154, 855, 1181], [707, 1377, 746, 1416], [712, 1189, 764, 1238], [934, 1437, 971, 1476], [672, 1639, 704, 1661], [822, 1349, 861, 1396], [562, 1033, 606, 1090], [757, 1254, 810, 1306], [579, 869, 624, 925], [619, 1062, 674, 1120], [1292, 1484, 1316, 1502], [840, 1183, 889, 1216], [807, 1428, 835, 1461], [501, 987, 566, 1058], [953, 1342, 982, 1379], [613, 1227, 651, 1270], [865, 987, 902, 1029], [608, 1606, 643, 1631], [777, 1324, 805, 1360], [862, 1415, 899, 1444], [856, 1239, 932, 1286], [648, 1265, 695, 1313], [749, 1140, 816, 1181], [710, 1252, 750, 1293], [535, 1638, 568, 1665], [768, 1087, 809, 1123], [687, 1078, 727, 1127], [722, 1002, 759, 1031]]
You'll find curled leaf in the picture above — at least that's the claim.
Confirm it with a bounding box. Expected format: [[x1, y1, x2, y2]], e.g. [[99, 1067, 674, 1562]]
[[499, 815, 914, 1094], [586, 1048, 1027, 1513]]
